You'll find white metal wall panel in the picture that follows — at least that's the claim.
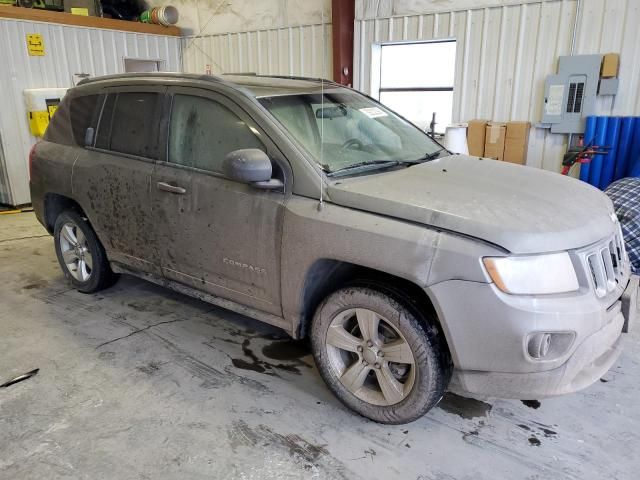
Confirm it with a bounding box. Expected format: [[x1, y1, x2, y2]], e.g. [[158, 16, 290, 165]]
[[577, 0, 640, 116], [354, 0, 640, 173], [181, 23, 333, 79], [0, 19, 181, 206]]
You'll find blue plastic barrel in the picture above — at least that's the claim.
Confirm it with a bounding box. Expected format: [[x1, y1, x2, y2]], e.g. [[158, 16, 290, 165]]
[[615, 117, 636, 181], [589, 116, 609, 187], [599, 117, 621, 189], [580, 116, 598, 183], [629, 117, 640, 177]]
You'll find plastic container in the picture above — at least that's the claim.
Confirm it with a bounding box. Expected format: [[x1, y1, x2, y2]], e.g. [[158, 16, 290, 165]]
[[588, 116, 608, 188], [629, 118, 640, 177], [443, 123, 469, 155], [23, 87, 69, 137], [140, 6, 179, 26], [579, 116, 598, 183], [599, 116, 621, 189], [615, 117, 636, 181]]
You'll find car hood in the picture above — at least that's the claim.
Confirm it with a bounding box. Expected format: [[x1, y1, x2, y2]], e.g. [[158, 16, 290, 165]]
[[326, 155, 617, 254]]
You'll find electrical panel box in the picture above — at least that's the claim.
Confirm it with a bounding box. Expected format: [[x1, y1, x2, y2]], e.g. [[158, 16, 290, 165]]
[[542, 55, 603, 134]]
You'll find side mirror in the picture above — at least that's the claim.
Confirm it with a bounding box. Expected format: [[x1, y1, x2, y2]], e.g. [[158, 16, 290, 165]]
[[222, 149, 283, 190]]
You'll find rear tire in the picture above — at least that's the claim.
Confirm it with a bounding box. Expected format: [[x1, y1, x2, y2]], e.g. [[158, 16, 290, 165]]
[[311, 284, 451, 424], [53, 210, 117, 293]]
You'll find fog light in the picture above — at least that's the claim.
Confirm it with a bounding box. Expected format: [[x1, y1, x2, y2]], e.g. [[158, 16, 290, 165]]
[[526, 332, 575, 361], [528, 333, 552, 359]]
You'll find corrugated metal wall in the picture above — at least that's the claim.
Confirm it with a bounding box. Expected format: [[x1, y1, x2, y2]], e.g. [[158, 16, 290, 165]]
[[0, 19, 181, 206], [354, 0, 640, 172], [3, 2, 636, 205], [181, 23, 333, 79]]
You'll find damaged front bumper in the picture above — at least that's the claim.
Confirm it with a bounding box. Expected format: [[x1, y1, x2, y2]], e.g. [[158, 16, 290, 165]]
[[450, 305, 624, 398], [430, 275, 638, 400]]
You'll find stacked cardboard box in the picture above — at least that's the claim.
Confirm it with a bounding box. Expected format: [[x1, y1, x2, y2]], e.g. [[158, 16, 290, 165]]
[[466, 119, 530, 164], [503, 122, 530, 165], [484, 123, 507, 160], [467, 120, 488, 157]]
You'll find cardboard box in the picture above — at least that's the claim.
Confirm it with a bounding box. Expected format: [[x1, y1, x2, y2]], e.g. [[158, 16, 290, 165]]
[[484, 123, 506, 160], [601, 53, 619, 78], [467, 120, 489, 157], [503, 121, 531, 165]]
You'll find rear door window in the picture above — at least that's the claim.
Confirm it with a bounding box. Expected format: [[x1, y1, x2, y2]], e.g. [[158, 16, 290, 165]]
[[168, 94, 264, 173], [95, 92, 162, 159], [95, 94, 115, 150]]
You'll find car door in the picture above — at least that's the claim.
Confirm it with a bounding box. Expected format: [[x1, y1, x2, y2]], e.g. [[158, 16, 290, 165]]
[[151, 87, 288, 316], [72, 87, 165, 275]]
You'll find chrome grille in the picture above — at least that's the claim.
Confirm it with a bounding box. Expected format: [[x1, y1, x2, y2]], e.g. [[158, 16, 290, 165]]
[[586, 228, 627, 298]]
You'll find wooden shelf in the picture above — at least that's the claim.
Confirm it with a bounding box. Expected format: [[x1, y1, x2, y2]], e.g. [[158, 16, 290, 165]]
[[0, 5, 180, 36]]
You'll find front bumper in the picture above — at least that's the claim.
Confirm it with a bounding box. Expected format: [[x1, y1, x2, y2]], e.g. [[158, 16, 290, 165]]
[[429, 275, 635, 399], [450, 305, 624, 398]]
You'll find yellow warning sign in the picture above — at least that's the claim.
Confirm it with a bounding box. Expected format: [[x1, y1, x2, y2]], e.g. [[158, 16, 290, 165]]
[[26, 34, 45, 56]]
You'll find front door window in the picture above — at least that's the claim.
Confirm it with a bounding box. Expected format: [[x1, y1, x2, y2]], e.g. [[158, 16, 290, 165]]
[[168, 94, 264, 173]]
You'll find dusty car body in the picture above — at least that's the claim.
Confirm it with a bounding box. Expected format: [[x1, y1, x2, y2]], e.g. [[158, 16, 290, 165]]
[[30, 73, 637, 423]]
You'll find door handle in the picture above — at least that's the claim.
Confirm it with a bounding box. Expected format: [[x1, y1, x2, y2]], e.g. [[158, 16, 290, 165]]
[[157, 182, 186, 194]]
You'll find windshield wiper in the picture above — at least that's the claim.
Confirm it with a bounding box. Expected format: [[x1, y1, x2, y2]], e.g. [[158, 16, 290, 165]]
[[326, 160, 401, 177], [407, 147, 450, 164], [326, 148, 450, 177]]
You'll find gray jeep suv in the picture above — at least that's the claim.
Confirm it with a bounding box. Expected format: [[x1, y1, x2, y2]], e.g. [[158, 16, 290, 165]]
[[29, 73, 637, 424]]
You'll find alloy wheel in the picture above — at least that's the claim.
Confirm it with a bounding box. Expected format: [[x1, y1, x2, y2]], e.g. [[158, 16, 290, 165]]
[[58, 222, 93, 282], [325, 308, 416, 406]]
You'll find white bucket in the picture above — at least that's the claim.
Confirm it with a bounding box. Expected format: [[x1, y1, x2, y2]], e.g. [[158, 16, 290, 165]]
[[158, 6, 179, 26], [444, 123, 469, 155]]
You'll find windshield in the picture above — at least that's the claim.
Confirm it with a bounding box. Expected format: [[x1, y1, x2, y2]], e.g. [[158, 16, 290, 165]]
[[258, 90, 443, 174]]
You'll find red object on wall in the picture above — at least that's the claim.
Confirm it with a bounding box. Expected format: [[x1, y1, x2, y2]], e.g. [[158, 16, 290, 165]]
[[331, 0, 355, 86]]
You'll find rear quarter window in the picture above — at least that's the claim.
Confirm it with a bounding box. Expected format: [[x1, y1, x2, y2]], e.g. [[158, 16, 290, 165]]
[[44, 94, 100, 146], [70, 95, 100, 145]]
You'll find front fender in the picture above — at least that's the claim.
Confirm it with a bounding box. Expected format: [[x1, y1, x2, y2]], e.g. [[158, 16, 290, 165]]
[[280, 197, 498, 332]]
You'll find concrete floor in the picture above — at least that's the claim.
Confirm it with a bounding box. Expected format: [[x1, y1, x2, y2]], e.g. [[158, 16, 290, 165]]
[[1, 212, 639, 480]]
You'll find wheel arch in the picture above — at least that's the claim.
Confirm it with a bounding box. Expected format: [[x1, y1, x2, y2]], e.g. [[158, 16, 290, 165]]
[[43, 193, 87, 234], [296, 259, 450, 356]]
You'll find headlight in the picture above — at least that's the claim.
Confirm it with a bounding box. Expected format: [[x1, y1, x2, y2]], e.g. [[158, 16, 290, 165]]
[[483, 252, 579, 295]]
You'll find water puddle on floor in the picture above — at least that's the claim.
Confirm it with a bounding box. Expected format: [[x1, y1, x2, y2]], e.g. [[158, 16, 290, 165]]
[[262, 339, 311, 361], [231, 338, 313, 376], [438, 393, 492, 419]]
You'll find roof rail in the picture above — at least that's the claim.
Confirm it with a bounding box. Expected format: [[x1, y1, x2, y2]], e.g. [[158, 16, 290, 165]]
[[222, 73, 338, 86], [76, 72, 225, 86]]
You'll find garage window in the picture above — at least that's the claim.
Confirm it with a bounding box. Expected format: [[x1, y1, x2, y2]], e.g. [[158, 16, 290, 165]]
[[376, 40, 456, 134], [168, 95, 264, 173]]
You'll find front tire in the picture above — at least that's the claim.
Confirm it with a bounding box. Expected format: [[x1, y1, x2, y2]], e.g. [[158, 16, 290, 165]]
[[54, 210, 117, 293], [311, 285, 451, 424]]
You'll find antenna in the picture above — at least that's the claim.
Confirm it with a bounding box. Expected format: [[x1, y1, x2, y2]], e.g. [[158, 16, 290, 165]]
[[318, 2, 325, 211]]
